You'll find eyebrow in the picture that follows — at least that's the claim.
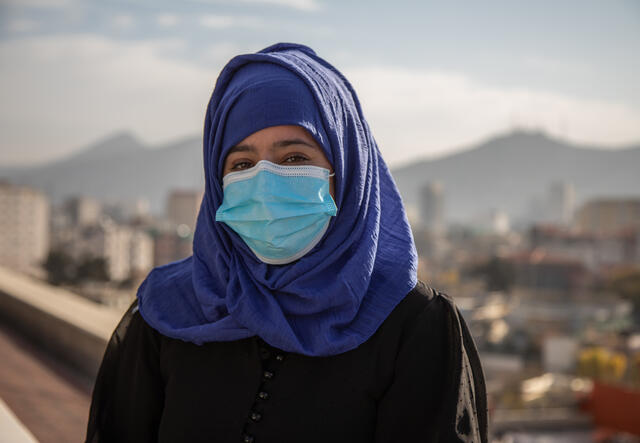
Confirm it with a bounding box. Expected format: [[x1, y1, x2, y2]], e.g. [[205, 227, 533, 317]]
[[273, 138, 317, 149], [227, 138, 319, 155]]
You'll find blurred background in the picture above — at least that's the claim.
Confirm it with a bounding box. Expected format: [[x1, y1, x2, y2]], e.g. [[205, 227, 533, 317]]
[[0, 0, 639, 442]]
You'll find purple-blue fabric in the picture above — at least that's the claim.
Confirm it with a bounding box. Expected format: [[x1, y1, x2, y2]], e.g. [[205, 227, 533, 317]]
[[137, 43, 418, 356]]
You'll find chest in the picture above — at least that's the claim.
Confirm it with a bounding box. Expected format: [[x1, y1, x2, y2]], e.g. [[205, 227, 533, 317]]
[[156, 338, 387, 443]]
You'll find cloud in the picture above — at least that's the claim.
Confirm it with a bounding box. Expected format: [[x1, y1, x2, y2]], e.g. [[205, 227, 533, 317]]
[[199, 42, 246, 65], [199, 14, 265, 30], [0, 35, 220, 165], [522, 56, 590, 77], [198, 13, 331, 39], [236, 0, 321, 12], [1, 35, 638, 168], [191, 0, 321, 12], [6, 18, 40, 33], [156, 13, 180, 27], [110, 14, 134, 30], [2, 0, 72, 7], [345, 66, 640, 166]]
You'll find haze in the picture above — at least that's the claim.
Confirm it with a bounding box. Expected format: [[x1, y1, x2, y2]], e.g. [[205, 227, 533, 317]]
[[1, 0, 639, 167]]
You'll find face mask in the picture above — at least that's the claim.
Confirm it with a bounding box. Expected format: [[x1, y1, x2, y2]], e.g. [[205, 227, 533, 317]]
[[215, 160, 337, 265]]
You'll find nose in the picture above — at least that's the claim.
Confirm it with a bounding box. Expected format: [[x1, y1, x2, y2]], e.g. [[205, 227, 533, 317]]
[[256, 149, 278, 164]]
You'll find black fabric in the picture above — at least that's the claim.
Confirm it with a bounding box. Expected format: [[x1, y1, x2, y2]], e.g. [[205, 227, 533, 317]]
[[86, 282, 487, 443]]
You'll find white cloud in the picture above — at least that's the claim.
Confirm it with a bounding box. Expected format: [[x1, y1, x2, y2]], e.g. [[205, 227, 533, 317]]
[[2, 0, 72, 7], [156, 13, 180, 27], [192, 0, 321, 12], [345, 66, 640, 166], [237, 0, 321, 12], [0, 35, 221, 165], [111, 14, 134, 29], [1, 35, 638, 168], [199, 14, 265, 30], [198, 13, 331, 39], [6, 18, 39, 33], [522, 56, 590, 78], [200, 42, 247, 65]]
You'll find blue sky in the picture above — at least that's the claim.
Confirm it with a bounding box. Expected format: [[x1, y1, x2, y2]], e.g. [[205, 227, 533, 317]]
[[1, 0, 639, 167]]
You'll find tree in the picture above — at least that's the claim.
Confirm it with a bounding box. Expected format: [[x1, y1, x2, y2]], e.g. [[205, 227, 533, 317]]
[[43, 250, 76, 285], [76, 256, 109, 282], [606, 268, 640, 324], [468, 255, 515, 293]]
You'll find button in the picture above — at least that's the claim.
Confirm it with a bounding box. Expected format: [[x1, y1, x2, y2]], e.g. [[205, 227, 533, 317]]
[[275, 354, 284, 361], [263, 370, 274, 380], [243, 435, 254, 443], [258, 391, 269, 400], [250, 411, 262, 422]]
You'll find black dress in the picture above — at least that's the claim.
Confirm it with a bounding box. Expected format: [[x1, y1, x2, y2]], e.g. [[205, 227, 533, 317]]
[[86, 281, 488, 443]]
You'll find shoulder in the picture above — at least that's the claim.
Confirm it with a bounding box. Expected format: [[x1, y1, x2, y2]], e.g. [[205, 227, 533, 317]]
[[88, 302, 166, 442], [383, 280, 459, 340], [108, 299, 162, 352], [369, 280, 461, 362], [375, 285, 488, 442]]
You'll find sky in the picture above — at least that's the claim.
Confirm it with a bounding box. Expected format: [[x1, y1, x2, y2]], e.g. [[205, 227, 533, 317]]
[[1, 0, 639, 167]]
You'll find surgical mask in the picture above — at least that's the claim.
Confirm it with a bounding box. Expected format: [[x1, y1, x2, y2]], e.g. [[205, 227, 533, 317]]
[[215, 160, 337, 265]]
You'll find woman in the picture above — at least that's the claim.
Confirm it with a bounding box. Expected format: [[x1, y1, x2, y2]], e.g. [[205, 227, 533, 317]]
[[86, 43, 487, 443]]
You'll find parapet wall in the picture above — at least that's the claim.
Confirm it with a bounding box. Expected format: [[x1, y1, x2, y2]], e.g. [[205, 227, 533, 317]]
[[0, 266, 123, 379]]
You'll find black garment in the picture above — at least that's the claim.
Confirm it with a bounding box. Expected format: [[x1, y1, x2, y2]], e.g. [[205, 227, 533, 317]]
[[86, 282, 487, 443]]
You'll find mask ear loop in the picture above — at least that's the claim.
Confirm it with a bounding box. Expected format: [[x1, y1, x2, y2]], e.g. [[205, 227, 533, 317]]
[[329, 172, 335, 177]]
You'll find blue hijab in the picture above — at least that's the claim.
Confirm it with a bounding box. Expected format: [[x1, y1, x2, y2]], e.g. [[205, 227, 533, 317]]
[[137, 43, 418, 356]]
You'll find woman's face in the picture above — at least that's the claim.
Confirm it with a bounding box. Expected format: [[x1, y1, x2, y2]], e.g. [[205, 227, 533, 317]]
[[222, 125, 334, 197]]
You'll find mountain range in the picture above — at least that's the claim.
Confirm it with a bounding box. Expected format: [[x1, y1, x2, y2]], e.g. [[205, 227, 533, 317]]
[[1, 130, 639, 224], [1, 132, 203, 214], [392, 130, 640, 223]]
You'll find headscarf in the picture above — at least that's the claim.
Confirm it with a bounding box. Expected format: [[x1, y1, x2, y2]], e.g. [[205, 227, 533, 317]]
[[137, 43, 418, 356]]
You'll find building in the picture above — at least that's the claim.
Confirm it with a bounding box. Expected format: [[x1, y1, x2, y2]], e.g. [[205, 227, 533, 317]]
[[575, 198, 640, 234], [543, 335, 578, 373], [508, 251, 590, 293], [153, 229, 193, 266], [50, 197, 154, 281], [547, 181, 575, 225], [102, 198, 151, 224], [419, 182, 444, 233], [74, 219, 153, 281], [166, 189, 203, 235], [526, 182, 575, 226], [65, 196, 101, 227], [529, 225, 639, 270], [77, 220, 131, 281], [129, 230, 154, 279], [474, 209, 511, 235], [0, 182, 49, 271]]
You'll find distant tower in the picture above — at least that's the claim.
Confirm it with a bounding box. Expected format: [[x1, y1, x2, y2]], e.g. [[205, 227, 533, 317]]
[[419, 182, 444, 233], [0, 183, 49, 271], [66, 196, 101, 227], [547, 181, 575, 225], [489, 209, 510, 235], [166, 189, 204, 235]]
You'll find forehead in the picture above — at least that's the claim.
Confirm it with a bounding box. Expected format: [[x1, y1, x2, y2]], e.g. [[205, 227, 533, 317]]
[[236, 125, 318, 147]]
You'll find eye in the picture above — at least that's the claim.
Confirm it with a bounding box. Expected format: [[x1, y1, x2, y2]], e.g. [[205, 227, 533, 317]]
[[230, 160, 254, 171], [282, 153, 310, 164]]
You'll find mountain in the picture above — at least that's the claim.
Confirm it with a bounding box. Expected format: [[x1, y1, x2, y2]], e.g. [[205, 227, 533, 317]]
[[1, 132, 204, 213], [1, 129, 639, 221], [392, 130, 640, 223]]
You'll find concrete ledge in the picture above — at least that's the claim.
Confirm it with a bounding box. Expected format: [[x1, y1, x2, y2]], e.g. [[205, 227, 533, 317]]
[[0, 266, 123, 379], [0, 397, 38, 443]]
